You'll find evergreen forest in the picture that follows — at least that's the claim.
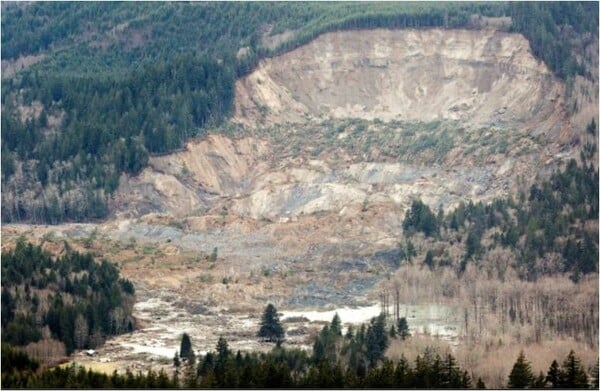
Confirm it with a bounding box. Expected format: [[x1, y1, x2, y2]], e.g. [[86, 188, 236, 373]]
[[401, 155, 598, 281], [2, 1, 598, 223], [1, 240, 135, 358]]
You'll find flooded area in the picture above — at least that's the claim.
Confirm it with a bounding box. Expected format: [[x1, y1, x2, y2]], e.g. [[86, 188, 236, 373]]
[[282, 303, 461, 342], [72, 291, 462, 374], [3, 222, 464, 375]]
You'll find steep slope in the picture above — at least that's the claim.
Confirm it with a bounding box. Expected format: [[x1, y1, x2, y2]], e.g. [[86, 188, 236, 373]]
[[117, 28, 575, 220], [234, 29, 564, 132]]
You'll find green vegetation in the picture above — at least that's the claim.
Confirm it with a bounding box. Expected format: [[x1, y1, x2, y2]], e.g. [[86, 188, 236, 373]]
[[4, 314, 593, 388], [403, 199, 439, 238], [254, 118, 538, 167], [509, 2, 597, 79], [2, 343, 176, 389], [2, 2, 597, 223], [1, 53, 234, 223], [508, 350, 590, 389], [507, 351, 535, 388], [397, 317, 411, 341], [403, 154, 598, 281], [257, 303, 285, 344], [172, 312, 473, 388], [1, 240, 135, 356], [179, 333, 195, 363]]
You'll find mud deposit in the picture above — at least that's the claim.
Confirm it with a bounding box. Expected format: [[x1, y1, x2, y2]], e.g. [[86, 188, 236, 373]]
[[72, 286, 461, 374]]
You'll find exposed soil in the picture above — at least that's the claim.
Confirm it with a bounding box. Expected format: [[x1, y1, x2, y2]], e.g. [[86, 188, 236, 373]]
[[2, 27, 596, 379], [112, 29, 582, 224], [234, 28, 564, 130]]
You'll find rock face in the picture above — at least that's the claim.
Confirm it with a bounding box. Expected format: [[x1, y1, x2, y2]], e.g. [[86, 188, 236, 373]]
[[234, 28, 563, 130], [115, 28, 573, 220]]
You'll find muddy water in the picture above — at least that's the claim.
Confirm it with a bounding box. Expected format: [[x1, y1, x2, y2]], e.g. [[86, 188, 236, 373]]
[[281, 303, 461, 342], [73, 295, 461, 374]]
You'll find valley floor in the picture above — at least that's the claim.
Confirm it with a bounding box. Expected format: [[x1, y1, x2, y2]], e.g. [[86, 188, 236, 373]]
[[2, 220, 597, 389]]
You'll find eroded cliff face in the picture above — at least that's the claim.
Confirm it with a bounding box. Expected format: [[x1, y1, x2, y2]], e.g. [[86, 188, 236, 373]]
[[115, 28, 575, 222], [234, 29, 564, 131]]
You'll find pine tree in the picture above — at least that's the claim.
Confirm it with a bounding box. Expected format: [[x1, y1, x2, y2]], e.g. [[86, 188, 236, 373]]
[[173, 351, 180, 369], [440, 353, 462, 388], [476, 377, 486, 389], [461, 370, 472, 388], [560, 350, 588, 389], [215, 337, 232, 387], [345, 325, 354, 339], [365, 313, 388, 367], [389, 324, 396, 338], [257, 303, 285, 344], [182, 359, 197, 388], [216, 337, 229, 361], [179, 333, 194, 362], [591, 362, 599, 390], [394, 355, 412, 388], [397, 317, 410, 340], [546, 359, 561, 388], [424, 250, 435, 270], [508, 351, 534, 389], [330, 313, 342, 336], [532, 371, 547, 388]]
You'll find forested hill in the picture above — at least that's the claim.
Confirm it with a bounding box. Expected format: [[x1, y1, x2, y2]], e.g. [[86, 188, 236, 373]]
[[1, 2, 598, 223], [1, 240, 136, 359]]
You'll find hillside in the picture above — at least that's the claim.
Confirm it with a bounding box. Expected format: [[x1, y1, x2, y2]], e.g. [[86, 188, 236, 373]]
[[119, 28, 570, 220], [1, 2, 598, 389], [1, 2, 598, 223]]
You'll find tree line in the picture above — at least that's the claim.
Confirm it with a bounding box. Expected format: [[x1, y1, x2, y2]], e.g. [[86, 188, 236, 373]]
[[401, 153, 598, 281], [4, 305, 596, 388], [2, 2, 596, 224], [1, 53, 234, 224], [2, 343, 177, 389], [169, 305, 476, 388], [1, 240, 135, 357], [508, 350, 597, 389]]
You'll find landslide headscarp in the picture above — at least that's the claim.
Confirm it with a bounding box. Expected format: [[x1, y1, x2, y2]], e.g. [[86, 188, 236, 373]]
[[234, 28, 564, 132], [117, 28, 575, 221]]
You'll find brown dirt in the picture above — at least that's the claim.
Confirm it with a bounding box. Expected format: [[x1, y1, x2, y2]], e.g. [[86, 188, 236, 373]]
[[2, 26, 597, 383], [234, 28, 564, 131]]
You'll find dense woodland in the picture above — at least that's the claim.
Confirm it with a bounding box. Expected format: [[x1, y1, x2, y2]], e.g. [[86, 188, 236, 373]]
[[1, 2, 597, 223], [401, 153, 598, 281], [392, 151, 599, 349], [1, 241, 135, 359]]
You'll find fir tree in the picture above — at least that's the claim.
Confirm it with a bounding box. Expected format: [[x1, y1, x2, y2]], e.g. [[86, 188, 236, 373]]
[[389, 324, 396, 338], [546, 359, 561, 388], [365, 313, 389, 367], [476, 377, 486, 389], [560, 350, 588, 389], [394, 355, 412, 388], [397, 317, 410, 340], [508, 351, 534, 389], [532, 371, 547, 388], [257, 303, 285, 344], [345, 325, 354, 339], [173, 351, 180, 369], [179, 333, 194, 362], [330, 313, 342, 336]]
